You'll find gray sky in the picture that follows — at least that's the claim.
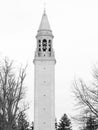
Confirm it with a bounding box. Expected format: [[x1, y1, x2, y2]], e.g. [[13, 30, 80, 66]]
[[0, 0, 98, 129]]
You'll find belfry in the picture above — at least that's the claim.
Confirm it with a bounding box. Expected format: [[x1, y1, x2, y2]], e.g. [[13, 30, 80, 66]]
[[33, 10, 56, 130]]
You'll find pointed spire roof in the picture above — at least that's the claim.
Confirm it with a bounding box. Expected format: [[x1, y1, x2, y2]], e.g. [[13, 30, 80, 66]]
[[38, 10, 51, 31]]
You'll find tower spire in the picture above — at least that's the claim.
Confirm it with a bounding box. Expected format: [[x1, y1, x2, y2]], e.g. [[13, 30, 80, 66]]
[[38, 10, 51, 31]]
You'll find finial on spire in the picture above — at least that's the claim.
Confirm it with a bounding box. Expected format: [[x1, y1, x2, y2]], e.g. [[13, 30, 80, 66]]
[[44, 1, 46, 14]]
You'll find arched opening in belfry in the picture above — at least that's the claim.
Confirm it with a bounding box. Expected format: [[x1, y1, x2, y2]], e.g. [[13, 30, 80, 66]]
[[42, 39, 47, 51], [38, 40, 41, 52], [48, 40, 51, 52]]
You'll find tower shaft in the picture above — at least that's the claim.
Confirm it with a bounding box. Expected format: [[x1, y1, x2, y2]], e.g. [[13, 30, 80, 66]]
[[34, 60, 55, 130]]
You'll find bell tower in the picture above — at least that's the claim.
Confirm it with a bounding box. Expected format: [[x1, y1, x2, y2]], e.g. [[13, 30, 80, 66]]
[[33, 10, 56, 130]]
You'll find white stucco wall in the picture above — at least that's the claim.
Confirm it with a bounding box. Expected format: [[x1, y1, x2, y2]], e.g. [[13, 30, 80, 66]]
[[34, 59, 55, 130]]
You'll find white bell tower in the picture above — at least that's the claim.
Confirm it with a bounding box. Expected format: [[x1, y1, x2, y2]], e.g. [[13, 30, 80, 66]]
[[33, 10, 56, 130]]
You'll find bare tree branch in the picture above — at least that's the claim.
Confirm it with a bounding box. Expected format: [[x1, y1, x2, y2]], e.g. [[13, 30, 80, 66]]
[[0, 58, 28, 130]]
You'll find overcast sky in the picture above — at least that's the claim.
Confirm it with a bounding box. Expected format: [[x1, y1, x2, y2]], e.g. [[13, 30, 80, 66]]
[[0, 0, 98, 129]]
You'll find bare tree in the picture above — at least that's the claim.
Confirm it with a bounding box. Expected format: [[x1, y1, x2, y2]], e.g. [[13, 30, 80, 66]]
[[73, 66, 98, 126], [0, 58, 27, 130]]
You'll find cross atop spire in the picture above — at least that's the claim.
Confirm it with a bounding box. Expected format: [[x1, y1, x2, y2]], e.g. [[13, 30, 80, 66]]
[[44, 2, 46, 13], [38, 10, 51, 31]]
